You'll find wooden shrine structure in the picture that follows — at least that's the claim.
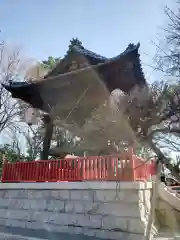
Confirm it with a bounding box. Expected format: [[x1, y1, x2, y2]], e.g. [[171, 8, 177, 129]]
[[2, 38, 147, 159]]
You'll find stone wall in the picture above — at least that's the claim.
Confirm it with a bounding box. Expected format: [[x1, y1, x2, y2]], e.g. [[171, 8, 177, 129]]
[[0, 182, 152, 240]]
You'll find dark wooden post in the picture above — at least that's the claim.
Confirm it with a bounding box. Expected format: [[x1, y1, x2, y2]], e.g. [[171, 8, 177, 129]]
[[41, 114, 53, 160]]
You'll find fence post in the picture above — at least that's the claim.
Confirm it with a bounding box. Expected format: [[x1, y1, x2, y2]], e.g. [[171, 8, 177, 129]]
[[1, 154, 8, 182], [128, 147, 136, 181], [35, 162, 39, 182], [128, 147, 134, 156], [131, 156, 136, 181]]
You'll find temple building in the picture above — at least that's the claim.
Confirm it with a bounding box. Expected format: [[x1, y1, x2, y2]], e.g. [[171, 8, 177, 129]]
[[2, 38, 147, 157]]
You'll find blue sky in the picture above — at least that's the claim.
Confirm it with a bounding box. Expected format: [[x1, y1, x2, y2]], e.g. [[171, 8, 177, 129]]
[[0, 0, 176, 82], [0, 0, 177, 150]]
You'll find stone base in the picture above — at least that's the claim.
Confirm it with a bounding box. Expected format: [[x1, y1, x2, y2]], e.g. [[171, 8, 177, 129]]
[[0, 182, 152, 240]]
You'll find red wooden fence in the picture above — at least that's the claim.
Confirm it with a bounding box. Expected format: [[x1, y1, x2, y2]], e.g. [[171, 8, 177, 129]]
[[1, 153, 156, 183]]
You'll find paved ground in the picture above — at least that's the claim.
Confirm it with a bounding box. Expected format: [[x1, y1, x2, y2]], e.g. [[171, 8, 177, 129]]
[[0, 226, 103, 240]]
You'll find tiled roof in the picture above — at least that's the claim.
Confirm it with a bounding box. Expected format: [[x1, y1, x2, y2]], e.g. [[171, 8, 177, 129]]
[[2, 81, 29, 89], [72, 45, 108, 62], [72, 42, 140, 63], [2, 42, 142, 90], [109, 43, 140, 61]]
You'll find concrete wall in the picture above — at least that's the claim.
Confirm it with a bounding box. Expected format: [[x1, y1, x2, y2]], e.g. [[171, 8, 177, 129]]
[[0, 182, 153, 240]]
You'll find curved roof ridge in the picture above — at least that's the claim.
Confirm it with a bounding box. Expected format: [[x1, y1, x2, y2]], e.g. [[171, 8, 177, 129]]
[[72, 45, 108, 61], [108, 42, 140, 61], [72, 41, 140, 62]]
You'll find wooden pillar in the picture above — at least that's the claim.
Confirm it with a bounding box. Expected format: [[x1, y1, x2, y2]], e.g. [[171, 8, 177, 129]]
[[41, 114, 53, 160]]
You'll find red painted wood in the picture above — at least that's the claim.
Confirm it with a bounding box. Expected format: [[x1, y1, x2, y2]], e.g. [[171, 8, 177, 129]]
[[1, 154, 156, 183]]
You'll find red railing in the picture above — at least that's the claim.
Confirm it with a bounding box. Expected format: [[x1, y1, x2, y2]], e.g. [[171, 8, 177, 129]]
[[1, 154, 156, 183]]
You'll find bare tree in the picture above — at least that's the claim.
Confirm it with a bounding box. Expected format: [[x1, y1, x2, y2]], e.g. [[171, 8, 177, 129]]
[[2, 122, 43, 161], [0, 124, 25, 163], [0, 41, 32, 135], [111, 74, 180, 181], [22, 125, 43, 160], [103, 4, 180, 181]]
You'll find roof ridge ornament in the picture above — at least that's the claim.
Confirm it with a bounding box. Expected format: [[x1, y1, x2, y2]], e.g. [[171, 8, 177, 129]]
[[69, 38, 83, 48], [126, 42, 140, 51], [67, 38, 84, 55]]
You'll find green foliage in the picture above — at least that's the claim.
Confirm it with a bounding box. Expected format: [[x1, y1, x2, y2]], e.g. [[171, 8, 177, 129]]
[[42, 56, 60, 70], [135, 145, 154, 160], [0, 144, 25, 162], [0, 144, 27, 176]]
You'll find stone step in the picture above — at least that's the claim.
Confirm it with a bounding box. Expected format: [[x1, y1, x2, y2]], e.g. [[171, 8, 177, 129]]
[[0, 230, 104, 240], [155, 238, 179, 240], [154, 232, 180, 240], [155, 237, 180, 240], [0, 232, 46, 240]]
